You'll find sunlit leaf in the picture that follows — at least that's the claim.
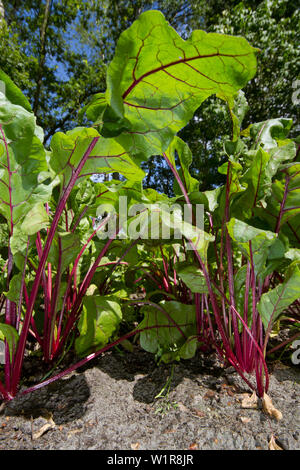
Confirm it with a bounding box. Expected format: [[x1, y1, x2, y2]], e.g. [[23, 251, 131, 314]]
[[257, 263, 300, 329], [0, 323, 19, 362], [104, 10, 258, 159], [75, 295, 122, 357]]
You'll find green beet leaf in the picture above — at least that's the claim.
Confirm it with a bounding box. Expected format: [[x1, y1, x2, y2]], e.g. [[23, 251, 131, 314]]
[[0, 93, 55, 235], [104, 10, 258, 159], [257, 263, 300, 329], [255, 162, 300, 246], [217, 160, 246, 220], [285, 248, 300, 261], [178, 336, 198, 360], [0, 323, 19, 362], [0, 70, 32, 112], [176, 262, 208, 294], [49, 127, 145, 192], [266, 140, 296, 178], [21, 202, 49, 236], [125, 202, 213, 263], [249, 118, 293, 150], [223, 90, 249, 141], [232, 147, 271, 219], [4, 273, 23, 304], [164, 137, 199, 196], [139, 300, 196, 361], [227, 218, 277, 275], [47, 232, 81, 275], [75, 295, 122, 357], [78, 92, 108, 126]]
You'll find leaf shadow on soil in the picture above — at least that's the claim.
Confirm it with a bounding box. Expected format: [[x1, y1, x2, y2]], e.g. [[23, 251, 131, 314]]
[[2, 373, 91, 425], [1, 348, 236, 426], [89, 347, 226, 405]]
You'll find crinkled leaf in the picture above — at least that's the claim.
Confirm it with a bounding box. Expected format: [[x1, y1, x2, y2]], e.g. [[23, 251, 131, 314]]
[[250, 118, 293, 150], [266, 140, 296, 177], [223, 90, 249, 141]]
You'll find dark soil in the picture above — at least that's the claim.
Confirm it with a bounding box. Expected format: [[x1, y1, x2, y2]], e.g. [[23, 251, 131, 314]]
[[0, 347, 299, 450]]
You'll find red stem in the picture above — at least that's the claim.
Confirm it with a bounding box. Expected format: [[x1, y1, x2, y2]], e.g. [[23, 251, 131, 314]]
[[10, 137, 99, 397], [163, 152, 192, 211], [19, 323, 188, 398], [54, 235, 117, 359], [275, 176, 290, 233]]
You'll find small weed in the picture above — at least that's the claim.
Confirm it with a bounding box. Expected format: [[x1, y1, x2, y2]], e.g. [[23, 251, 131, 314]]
[[154, 364, 178, 416]]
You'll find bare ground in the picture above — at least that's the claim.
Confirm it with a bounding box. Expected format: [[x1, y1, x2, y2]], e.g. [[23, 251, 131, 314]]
[[0, 348, 299, 450]]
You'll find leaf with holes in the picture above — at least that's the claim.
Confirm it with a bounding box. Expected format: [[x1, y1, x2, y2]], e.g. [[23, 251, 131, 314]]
[[49, 127, 145, 192]]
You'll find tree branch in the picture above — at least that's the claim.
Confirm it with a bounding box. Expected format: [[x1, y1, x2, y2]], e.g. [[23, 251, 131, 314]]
[[33, 0, 52, 115]]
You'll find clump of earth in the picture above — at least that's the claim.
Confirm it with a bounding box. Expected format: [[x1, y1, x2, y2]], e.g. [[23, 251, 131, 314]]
[[0, 347, 299, 450]]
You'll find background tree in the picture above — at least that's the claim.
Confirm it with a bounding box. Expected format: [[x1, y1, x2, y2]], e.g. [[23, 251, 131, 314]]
[[170, 0, 300, 192], [191, 0, 299, 191], [0, 0, 107, 142]]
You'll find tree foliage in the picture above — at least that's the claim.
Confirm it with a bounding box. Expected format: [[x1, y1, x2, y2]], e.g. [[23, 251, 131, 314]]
[[0, 0, 298, 190]]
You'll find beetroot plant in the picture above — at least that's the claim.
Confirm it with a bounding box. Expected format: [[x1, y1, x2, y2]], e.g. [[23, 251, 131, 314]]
[[0, 10, 298, 406], [133, 110, 300, 399]]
